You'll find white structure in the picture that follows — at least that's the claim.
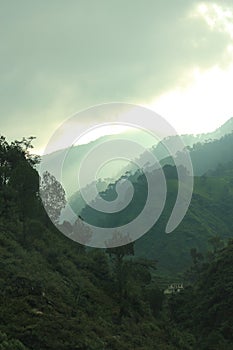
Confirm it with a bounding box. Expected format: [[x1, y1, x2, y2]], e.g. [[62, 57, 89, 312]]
[[164, 283, 184, 295]]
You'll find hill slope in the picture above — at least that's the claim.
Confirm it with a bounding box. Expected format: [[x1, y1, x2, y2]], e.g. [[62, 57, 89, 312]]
[[79, 160, 233, 274], [0, 135, 193, 350], [169, 239, 233, 349]]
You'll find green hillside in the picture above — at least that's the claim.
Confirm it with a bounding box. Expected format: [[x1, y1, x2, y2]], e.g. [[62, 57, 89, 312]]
[[1, 135, 233, 349], [135, 171, 233, 274], [79, 160, 233, 274], [169, 239, 233, 349], [0, 135, 193, 350]]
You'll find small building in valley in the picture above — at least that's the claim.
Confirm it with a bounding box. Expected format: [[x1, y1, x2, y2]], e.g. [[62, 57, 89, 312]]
[[164, 283, 184, 295]]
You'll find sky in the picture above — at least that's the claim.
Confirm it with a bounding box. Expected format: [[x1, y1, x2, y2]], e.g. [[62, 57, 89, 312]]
[[1, 0, 233, 153]]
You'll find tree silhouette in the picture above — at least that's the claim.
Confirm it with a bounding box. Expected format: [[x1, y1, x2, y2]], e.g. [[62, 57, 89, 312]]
[[40, 171, 66, 225]]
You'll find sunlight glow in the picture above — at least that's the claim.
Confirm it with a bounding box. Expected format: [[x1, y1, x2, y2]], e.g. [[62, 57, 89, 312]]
[[145, 2, 233, 135], [147, 64, 233, 134], [74, 125, 131, 145]]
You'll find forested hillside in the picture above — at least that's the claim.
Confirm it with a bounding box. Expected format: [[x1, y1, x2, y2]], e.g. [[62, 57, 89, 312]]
[[0, 136, 191, 349], [169, 240, 233, 349], [0, 135, 233, 349], [80, 161, 233, 274], [160, 131, 233, 175]]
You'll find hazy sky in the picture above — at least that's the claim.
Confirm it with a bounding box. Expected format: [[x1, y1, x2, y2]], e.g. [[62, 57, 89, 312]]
[[1, 0, 233, 153]]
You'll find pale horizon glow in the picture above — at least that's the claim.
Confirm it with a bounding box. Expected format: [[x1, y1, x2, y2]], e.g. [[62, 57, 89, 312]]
[[35, 59, 233, 155], [74, 58, 233, 145], [74, 125, 132, 146], [147, 63, 233, 135], [145, 1, 233, 135]]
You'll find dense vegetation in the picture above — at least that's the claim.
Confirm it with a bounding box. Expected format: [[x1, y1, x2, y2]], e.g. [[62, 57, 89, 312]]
[[0, 134, 233, 349], [169, 240, 233, 349], [0, 136, 189, 349]]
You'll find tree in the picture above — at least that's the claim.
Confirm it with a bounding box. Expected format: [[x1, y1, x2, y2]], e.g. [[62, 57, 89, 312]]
[[185, 248, 204, 282], [0, 136, 39, 227], [106, 232, 134, 319], [40, 171, 67, 225], [0, 332, 28, 350], [10, 160, 39, 221], [145, 287, 164, 317]]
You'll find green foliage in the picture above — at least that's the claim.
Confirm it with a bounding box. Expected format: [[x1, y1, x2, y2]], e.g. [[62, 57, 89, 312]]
[[169, 240, 233, 348], [1, 134, 233, 349], [145, 287, 164, 317], [0, 135, 185, 349], [134, 166, 233, 274], [0, 331, 28, 350]]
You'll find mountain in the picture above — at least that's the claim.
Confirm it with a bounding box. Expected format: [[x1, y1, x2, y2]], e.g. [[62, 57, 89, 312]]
[[79, 162, 233, 274], [59, 118, 233, 224], [160, 130, 233, 175], [41, 118, 233, 200], [134, 167, 233, 274], [152, 117, 233, 161], [62, 117, 233, 274], [189, 131, 233, 175], [40, 128, 157, 198], [110, 117, 233, 179]]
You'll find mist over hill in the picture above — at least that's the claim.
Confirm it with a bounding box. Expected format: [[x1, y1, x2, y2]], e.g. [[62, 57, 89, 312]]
[[41, 117, 233, 200], [67, 117, 233, 235]]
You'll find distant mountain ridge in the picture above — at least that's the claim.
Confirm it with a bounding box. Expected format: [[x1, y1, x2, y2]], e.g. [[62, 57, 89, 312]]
[[113, 117, 233, 177], [160, 130, 233, 175], [75, 127, 233, 274], [41, 117, 233, 192], [40, 129, 155, 197], [150, 117, 233, 165]]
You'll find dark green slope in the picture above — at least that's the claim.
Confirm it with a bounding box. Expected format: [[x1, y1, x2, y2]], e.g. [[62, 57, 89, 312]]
[[135, 170, 233, 274], [2, 135, 233, 349], [79, 163, 233, 275], [1, 220, 195, 350], [1, 135, 193, 350], [169, 240, 233, 349]]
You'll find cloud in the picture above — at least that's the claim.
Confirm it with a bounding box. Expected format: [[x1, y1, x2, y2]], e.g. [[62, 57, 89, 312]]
[[194, 2, 233, 38], [0, 0, 233, 151]]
